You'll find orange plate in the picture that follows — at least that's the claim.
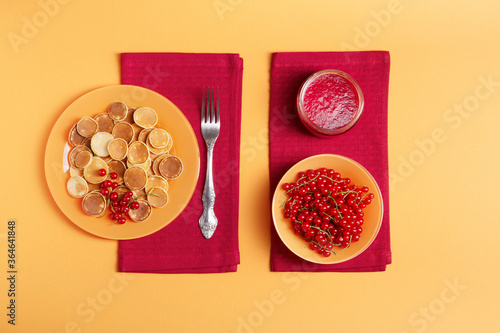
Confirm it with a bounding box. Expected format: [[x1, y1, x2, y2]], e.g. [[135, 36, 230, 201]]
[[271, 154, 383, 264], [44, 85, 200, 240]]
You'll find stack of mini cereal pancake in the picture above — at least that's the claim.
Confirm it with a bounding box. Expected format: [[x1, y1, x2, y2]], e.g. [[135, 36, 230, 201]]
[[66, 102, 183, 223]]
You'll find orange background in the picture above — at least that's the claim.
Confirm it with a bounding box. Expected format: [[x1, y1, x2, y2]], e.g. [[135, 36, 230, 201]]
[[1, 1, 500, 332]]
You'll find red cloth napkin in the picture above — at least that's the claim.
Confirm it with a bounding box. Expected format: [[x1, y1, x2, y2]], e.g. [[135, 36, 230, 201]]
[[118, 53, 243, 273], [270, 51, 392, 272]]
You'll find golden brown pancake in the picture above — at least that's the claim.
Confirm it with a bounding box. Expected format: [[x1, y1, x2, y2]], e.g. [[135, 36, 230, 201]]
[[107, 138, 128, 160], [148, 128, 169, 148], [122, 107, 136, 124], [159, 156, 183, 179], [77, 117, 99, 137], [152, 153, 169, 175], [147, 187, 169, 208], [82, 192, 107, 216], [137, 128, 154, 144], [90, 132, 114, 157], [94, 113, 114, 133], [68, 124, 86, 147], [107, 160, 126, 184], [73, 150, 92, 169], [145, 175, 169, 193], [66, 176, 88, 198], [112, 122, 134, 143], [69, 145, 92, 169], [108, 102, 128, 121], [69, 166, 83, 177], [133, 107, 158, 128], [128, 199, 152, 222], [127, 141, 150, 165], [131, 123, 142, 142], [123, 166, 147, 190], [111, 186, 130, 202], [83, 157, 108, 184]]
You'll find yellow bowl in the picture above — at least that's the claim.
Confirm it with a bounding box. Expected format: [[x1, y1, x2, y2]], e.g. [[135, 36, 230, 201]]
[[271, 154, 383, 264]]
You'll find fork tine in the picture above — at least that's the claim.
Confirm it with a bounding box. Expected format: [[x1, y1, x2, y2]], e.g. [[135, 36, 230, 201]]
[[210, 87, 215, 123], [201, 87, 206, 123], [216, 87, 220, 123]]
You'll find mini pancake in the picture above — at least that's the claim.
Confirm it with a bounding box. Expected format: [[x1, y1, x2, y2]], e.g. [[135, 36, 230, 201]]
[[91, 132, 114, 157], [112, 122, 134, 143], [70, 166, 83, 177], [147, 139, 171, 155], [81, 137, 92, 150], [107, 138, 128, 160], [132, 188, 146, 199], [87, 182, 101, 192], [122, 107, 136, 124], [108, 102, 128, 121], [133, 107, 158, 128], [107, 160, 126, 184], [83, 157, 108, 184], [145, 175, 169, 193], [82, 192, 107, 216], [77, 117, 98, 137], [131, 123, 142, 142], [128, 199, 152, 222], [147, 168, 154, 177], [148, 128, 169, 148], [147, 187, 169, 208], [69, 124, 86, 147], [123, 166, 147, 190], [94, 113, 114, 133], [137, 128, 154, 144], [159, 156, 183, 179], [127, 141, 150, 165], [74, 150, 93, 169], [127, 158, 151, 173], [66, 176, 88, 198], [112, 186, 130, 202], [152, 153, 169, 175], [69, 145, 92, 169]]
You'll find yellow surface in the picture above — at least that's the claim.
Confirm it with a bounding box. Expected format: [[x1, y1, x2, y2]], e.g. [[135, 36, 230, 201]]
[[1, 0, 499, 332]]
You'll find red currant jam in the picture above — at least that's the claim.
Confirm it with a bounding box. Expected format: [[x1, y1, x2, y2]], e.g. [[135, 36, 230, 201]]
[[297, 70, 364, 136]]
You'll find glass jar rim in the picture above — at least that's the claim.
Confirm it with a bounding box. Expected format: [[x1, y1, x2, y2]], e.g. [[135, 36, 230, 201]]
[[296, 69, 364, 136]]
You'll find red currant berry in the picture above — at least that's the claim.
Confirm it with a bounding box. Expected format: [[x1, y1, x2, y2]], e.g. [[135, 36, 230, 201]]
[[110, 172, 118, 180], [309, 242, 319, 251], [130, 202, 140, 210], [110, 192, 119, 202], [305, 228, 315, 238], [100, 188, 110, 196], [98, 169, 107, 176]]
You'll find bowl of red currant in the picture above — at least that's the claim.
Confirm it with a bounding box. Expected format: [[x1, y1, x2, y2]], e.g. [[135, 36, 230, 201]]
[[272, 154, 383, 264]]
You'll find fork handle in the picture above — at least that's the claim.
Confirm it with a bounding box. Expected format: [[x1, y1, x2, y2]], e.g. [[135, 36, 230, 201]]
[[199, 146, 218, 239]]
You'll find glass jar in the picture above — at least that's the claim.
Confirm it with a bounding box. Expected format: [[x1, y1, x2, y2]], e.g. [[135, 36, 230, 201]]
[[296, 69, 364, 136]]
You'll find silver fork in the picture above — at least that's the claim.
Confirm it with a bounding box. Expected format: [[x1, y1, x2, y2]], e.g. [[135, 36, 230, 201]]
[[199, 87, 220, 239]]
